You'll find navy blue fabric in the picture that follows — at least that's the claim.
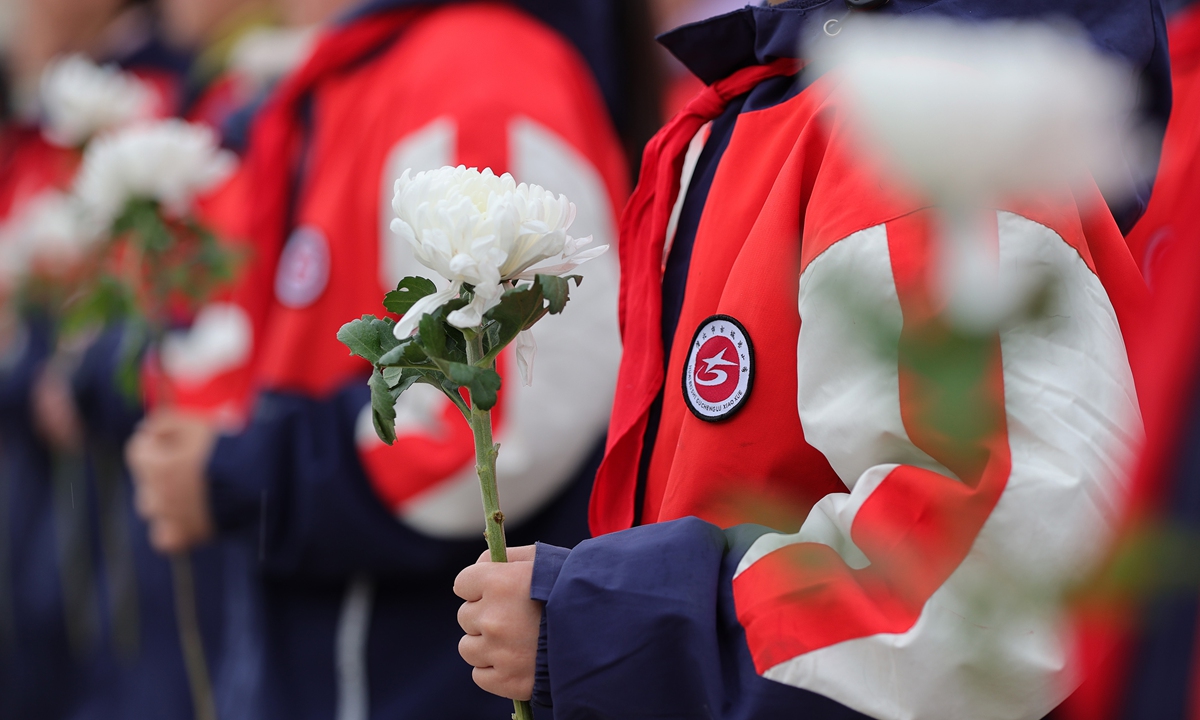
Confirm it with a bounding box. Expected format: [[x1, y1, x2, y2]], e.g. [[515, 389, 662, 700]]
[[0, 318, 87, 719], [1117, 372, 1200, 719], [531, 543, 571, 603], [531, 543, 571, 709], [206, 378, 600, 719], [340, 0, 624, 137], [537, 517, 872, 719], [659, 0, 1171, 233]]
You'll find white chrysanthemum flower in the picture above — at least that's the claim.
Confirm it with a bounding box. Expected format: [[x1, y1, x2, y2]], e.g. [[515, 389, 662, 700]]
[[819, 16, 1140, 204], [6, 190, 98, 270], [74, 119, 236, 229], [817, 17, 1141, 329], [390, 165, 606, 340], [39, 54, 154, 148]]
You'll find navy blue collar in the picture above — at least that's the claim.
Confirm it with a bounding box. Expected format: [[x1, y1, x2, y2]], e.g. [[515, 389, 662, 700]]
[[658, 2, 827, 85]]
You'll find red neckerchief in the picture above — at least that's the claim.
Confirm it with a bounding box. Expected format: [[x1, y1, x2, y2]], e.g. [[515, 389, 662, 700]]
[[241, 8, 421, 269], [590, 57, 802, 536]]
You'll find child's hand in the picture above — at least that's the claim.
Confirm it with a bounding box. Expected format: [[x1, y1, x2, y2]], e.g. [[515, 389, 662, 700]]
[[454, 545, 540, 701], [126, 409, 217, 554]]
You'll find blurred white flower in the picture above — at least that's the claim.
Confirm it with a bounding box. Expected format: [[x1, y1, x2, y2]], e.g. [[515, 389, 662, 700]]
[[816, 17, 1142, 330], [390, 165, 605, 339], [229, 26, 318, 92], [0, 190, 96, 285], [74, 119, 236, 229], [818, 16, 1141, 204], [39, 54, 154, 147], [13, 190, 96, 266]]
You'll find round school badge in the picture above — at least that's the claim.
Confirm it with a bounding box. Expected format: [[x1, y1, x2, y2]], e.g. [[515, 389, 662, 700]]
[[683, 314, 754, 422], [275, 225, 330, 309]]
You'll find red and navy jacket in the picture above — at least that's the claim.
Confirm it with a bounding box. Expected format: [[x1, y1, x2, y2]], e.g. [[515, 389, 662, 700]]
[[529, 2, 1170, 719], [158, 1, 629, 718]]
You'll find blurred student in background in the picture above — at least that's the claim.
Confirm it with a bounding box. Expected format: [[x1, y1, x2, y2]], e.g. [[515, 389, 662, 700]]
[[0, 0, 290, 718], [0, 2, 196, 718], [126, 1, 651, 719]]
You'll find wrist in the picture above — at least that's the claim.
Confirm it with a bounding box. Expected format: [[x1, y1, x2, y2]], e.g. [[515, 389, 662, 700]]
[[531, 542, 569, 708], [205, 431, 269, 533]]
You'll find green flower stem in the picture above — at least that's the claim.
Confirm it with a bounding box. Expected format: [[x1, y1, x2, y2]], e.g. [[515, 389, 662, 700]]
[[464, 331, 533, 720], [170, 554, 216, 720]]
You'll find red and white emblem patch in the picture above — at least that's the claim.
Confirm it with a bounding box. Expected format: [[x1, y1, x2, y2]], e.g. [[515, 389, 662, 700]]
[[683, 314, 754, 422], [275, 225, 330, 309]]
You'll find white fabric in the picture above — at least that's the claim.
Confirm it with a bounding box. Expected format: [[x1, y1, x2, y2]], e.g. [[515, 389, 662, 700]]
[[335, 576, 374, 720], [378, 117, 456, 291], [738, 212, 1140, 720], [162, 302, 253, 385], [663, 123, 710, 264], [366, 116, 620, 538]]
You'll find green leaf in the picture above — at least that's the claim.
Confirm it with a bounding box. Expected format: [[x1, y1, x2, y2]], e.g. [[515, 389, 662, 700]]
[[536, 274, 582, 315], [337, 315, 401, 365], [368, 368, 399, 445], [383, 276, 438, 316], [413, 301, 468, 364], [440, 361, 502, 411], [378, 338, 429, 368], [481, 283, 546, 362], [418, 310, 449, 360]]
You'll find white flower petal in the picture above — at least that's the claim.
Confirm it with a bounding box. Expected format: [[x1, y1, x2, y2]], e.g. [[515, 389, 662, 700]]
[[514, 329, 536, 386], [393, 284, 460, 339], [511, 243, 608, 280]]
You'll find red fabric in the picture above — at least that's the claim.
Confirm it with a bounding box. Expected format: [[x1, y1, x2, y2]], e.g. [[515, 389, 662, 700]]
[[1055, 10, 1200, 717], [734, 210, 1011, 670], [1125, 2, 1200, 288], [159, 10, 418, 416], [590, 57, 802, 535], [0, 127, 79, 220]]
